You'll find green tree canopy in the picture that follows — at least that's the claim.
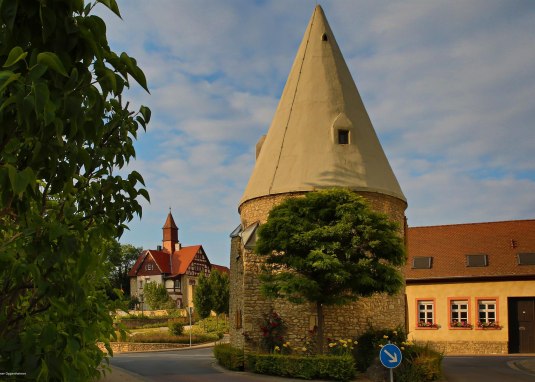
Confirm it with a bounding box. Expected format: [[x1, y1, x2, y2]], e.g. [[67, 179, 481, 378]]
[[143, 282, 175, 310], [101, 239, 142, 296], [193, 272, 213, 320], [255, 188, 406, 353], [210, 269, 229, 316], [0, 0, 150, 380]]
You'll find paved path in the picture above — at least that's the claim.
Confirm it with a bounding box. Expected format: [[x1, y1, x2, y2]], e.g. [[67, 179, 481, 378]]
[[443, 355, 535, 382], [100, 346, 535, 382]]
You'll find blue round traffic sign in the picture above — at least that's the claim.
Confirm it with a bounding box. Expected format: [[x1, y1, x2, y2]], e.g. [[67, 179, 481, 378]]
[[379, 343, 402, 369]]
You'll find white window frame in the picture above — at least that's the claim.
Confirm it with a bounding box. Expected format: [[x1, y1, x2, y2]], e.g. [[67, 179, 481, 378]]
[[478, 299, 497, 324], [418, 300, 435, 325], [450, 299, 469, 326]]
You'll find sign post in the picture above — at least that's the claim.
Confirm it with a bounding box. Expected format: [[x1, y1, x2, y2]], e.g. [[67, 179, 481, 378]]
[[187, 306, 194, 347], [379, 343, 402, 382]]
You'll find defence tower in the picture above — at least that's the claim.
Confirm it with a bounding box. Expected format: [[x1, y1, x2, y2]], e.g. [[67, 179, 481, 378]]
[[230, 5, 407, 350]]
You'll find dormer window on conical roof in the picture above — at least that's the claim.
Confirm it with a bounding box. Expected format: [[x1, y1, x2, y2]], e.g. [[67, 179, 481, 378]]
[[338, 130, 349, 144]]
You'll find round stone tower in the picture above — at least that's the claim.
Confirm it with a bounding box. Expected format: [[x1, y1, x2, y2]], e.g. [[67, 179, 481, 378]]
[[229, 5, 407, 351]]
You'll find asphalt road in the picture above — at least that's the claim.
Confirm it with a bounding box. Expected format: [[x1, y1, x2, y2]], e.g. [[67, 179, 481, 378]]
[[110, 348, 535, 382], [443, 356, 535, 382], [109, 348, 303, 382]]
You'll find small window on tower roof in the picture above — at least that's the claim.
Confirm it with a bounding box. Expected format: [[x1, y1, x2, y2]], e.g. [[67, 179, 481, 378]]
[[466, 254, 488, 267], [412, 256, 433, 269], [321, 33, 328, 41], [517, 253, 535, 266], [338, 129, 349, 144]]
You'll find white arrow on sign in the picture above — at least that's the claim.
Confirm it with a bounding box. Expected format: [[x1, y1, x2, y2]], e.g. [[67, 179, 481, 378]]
[[383, 349, 398, 363]]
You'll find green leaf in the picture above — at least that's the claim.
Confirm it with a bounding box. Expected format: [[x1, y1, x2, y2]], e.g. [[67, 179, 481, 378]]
[[3, 46, 27, 67], [1, 0, 18, 31], [140, 105, 151, 124], [37, 52, 68, 77], [120, 52, 149, 92], [33, 82, 50, 114], [97, 0, 122, 18], [0, 94, 17, 112], [138, 188, 150, 202], [0, 70, 21, 93], [5, 165, 34, 195], [28, 63, 48, 81]]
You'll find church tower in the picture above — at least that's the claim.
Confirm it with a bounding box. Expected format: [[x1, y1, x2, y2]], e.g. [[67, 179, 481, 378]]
[[230, 5, 407, 351], [162, 211, 180, 253]]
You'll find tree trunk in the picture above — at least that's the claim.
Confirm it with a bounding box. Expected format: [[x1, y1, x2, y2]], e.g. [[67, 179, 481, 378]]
[[316, 302, 324, 354]]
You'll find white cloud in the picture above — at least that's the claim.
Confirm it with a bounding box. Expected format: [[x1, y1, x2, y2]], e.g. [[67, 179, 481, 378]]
[[106, 1, 535, 266]]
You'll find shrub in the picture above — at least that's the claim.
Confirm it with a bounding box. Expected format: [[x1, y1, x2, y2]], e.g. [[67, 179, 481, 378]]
[[353, 327, 406, 372], [395, 343, 443, 382], [259, 311, 286, 353], [125, 332, 219, 344], [169, 322, 184, 336], [246, 353, 356, 381], [197, 315, 229, 334], [213, 344, 244, 371], [128, 296, 140, 310]]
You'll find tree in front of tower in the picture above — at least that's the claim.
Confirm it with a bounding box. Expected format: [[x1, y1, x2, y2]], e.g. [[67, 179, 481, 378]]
[[255, 188, 406, 354]]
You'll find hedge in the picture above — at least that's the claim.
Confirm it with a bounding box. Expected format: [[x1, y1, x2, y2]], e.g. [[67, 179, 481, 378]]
[[213, 344, 244, 371], [246, 353, 356, 381]]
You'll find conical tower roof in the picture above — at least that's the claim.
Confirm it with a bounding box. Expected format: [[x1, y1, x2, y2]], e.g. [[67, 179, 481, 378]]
[[162, 211, 178, 230], [240, 5, 405, 207]]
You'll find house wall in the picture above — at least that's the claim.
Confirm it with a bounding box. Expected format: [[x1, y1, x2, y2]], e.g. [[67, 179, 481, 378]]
[[406, 280, 535, 354], [230, 191, 407, 352], [131, 275, 164, 309]]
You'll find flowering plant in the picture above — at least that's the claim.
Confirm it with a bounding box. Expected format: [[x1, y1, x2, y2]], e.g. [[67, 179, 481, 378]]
[[377, 332, 414, 352], [259, 311, 286, 352], [417, 321, 440, 328], [326, 337, 357, 356], [477, 321, 501, 329], [450, 320, 472, 328], [299, 327, 318, 356]]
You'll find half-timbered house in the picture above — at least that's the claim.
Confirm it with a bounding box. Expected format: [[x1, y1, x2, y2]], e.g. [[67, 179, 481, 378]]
[[128, 212, 229, 309]]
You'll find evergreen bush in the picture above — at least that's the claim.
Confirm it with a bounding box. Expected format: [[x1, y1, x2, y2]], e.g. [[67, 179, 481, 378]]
[[213, 344, 244, 371], [168, 322, 184, 336]]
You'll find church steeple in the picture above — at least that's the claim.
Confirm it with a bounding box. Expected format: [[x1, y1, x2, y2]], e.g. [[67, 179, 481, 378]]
[[240, 5, 405, 208], [162, 211, 180, 253]]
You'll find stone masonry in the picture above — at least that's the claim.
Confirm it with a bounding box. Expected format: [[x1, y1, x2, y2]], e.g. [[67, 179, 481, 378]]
[[229, 191, 407, 352]]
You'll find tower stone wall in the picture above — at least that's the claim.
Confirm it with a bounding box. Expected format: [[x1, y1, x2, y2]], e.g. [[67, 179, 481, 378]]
[[229, 191, 407, 351]]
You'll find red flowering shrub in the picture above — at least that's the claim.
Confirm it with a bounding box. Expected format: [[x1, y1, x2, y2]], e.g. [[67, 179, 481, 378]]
[[259, 311, 286, 353]]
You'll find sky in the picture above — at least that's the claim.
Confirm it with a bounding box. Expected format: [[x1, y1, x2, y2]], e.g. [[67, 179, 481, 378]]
[[96, 0, 535, 267]]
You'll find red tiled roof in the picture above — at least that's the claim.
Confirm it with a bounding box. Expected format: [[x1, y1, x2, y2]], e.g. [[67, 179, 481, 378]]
[[211, 264, 230, 274], [405, 219, 535, 282], [127, 250, 172, 276], [149, 250, 171, 273], [128, 246, 203, 277], [171, 245, 202, 276], [127, 250, 147, 277]]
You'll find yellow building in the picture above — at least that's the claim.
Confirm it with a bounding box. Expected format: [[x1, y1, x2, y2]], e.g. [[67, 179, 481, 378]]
[[405, 220, 535, 354]]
